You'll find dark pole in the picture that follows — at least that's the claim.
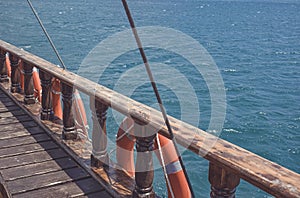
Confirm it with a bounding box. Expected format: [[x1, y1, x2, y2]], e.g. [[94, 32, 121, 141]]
[[121, 0, 195, 197]]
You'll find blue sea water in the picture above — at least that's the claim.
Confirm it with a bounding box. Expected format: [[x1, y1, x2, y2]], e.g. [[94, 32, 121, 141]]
[[0, 0, 299, 197]]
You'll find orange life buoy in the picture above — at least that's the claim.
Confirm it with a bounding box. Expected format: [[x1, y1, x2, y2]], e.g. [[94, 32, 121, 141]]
[[116, 117, 192, 198], [51, 78, 63, 120], [5, 53, 11, 77], [154, 134, 192, 198], [116, 118, 135, 177], [32, 67, 42, 102]]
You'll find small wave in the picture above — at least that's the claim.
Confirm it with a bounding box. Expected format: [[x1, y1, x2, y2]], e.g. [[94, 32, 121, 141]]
[[224, 69, 237, 72], [288, 148, 298, 154], [274, 51, 300, 55], [164, 59, 172, 64], [223, 128, 242, 133], [275, 51, 288, 55], [258, 111, 267, 116]]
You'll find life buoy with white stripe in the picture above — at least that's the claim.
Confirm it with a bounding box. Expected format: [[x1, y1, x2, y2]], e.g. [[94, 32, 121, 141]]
[[116, 117, 192, 198]]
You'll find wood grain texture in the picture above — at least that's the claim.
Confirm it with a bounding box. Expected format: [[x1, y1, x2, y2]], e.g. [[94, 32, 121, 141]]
[[0, 134, 51, 148], [6, 167, 90, 194], [0, 121, 38, 132], [13, 178, 107, 198], [0, 82, 112, 198], [0, 148, 68, 169], [1, 157, 78, 181], [0, 141, 58, 158]]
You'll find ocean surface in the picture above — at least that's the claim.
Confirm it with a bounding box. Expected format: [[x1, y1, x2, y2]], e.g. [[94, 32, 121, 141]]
[[0, 0, 299, 197]]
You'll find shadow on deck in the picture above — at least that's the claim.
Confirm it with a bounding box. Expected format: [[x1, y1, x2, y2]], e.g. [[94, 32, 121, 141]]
[[0, 87, 112, 198]]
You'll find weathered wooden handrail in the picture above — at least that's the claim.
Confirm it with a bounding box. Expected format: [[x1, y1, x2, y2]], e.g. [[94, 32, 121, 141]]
[[0, 39, 299, 198]]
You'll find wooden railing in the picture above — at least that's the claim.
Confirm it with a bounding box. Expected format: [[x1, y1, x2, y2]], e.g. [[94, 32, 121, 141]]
[[0, 39, 299, 198]]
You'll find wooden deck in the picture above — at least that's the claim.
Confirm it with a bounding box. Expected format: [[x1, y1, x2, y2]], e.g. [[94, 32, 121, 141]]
[[0, 87, 112, 198]]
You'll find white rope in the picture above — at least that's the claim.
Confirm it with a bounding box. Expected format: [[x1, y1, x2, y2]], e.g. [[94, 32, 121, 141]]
[[156, 134, 175, 198], [116, 124, 134, 142]]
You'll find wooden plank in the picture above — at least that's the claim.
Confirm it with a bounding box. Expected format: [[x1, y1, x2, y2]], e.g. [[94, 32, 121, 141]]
[[0, 104, 20, 112], [0, 133, 51, 148], [0, 141, 58, 158], [0, 97, 13, 103], [0, 111, 27, 118], [0, 114, 32, 125], [13, 178, 108, 198], [0, 121, 37, 132], [19, 120, 38, 128], [0, 126, 43, 140], [76, 191, 113, 198], [7, 167, 90, 194], [0, 148, 68, 169], [1, 157, 78, 181], [0, 91, 7, 97], [2, 157, 78, 181]]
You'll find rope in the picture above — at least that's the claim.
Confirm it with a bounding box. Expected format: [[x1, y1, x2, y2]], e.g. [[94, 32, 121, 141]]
[[116, 122, 134, 142], [156, 135, 175, 198], [27, 0, 91, 141], [121, 0, 195, 197], [26, 0, 66, 70]]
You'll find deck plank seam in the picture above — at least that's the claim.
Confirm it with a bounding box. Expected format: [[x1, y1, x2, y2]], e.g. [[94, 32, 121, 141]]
[[0, 154, 69, 171], [12, 177, 106, 198], [0, 133, 49, 148], [0, 128, 42, 133], [6, 165, 89, 184], [1, 157, 78, 182], [10, 178, 93, 196], [0, 140, 58, 150], [0, 85, 115, 198], [0, 141, 59, 159]]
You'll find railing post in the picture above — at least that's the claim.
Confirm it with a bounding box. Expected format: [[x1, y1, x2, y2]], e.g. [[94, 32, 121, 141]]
[[9, 54, 21, 93], [0, 50, 9, 83], [209, 162, 240, 198], [22, 62, 36, 104], [39, 70, 53, 120], [90, 98, 109, 167], [61, 82, 77, 140], [133, 120, 156, 198]]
